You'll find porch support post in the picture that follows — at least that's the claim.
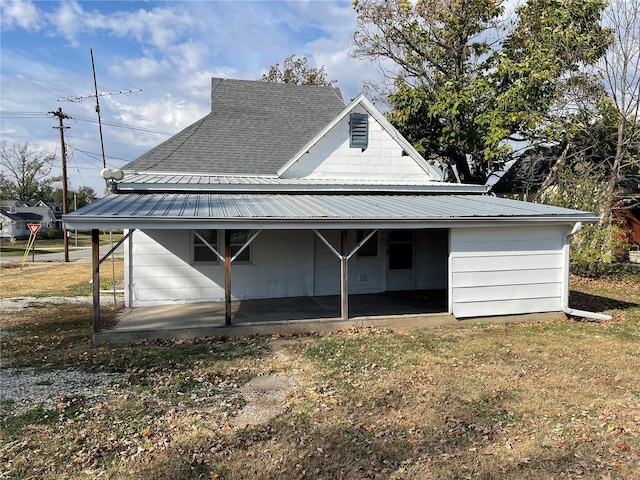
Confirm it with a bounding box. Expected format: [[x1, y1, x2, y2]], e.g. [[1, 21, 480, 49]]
[[340, 230, 348, 321], [91, 229, 100, 333], [224, 229, 232, 326]]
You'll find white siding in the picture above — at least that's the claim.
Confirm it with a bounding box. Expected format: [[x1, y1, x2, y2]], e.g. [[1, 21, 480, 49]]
[[313, 230, 384, 296], [128, 229, 314, 307], [416, 229, 448, 289], [450, 226, 566, 318], [281, 105, 432, 182]]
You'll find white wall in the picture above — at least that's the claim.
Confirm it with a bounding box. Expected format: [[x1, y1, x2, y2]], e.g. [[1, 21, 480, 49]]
[[450, 225, 567, 317], [0, 216, 28, 238], [125, 225, 568, 318], [281, 105, 433, 182], [126, 229, 314, 307]]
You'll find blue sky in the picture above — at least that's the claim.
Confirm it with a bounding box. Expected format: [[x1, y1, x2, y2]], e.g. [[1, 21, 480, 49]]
[[0, 0, 382, 197]]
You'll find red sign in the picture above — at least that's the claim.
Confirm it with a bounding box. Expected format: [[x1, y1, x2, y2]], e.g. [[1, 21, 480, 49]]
[[27, 223, 41, 235]]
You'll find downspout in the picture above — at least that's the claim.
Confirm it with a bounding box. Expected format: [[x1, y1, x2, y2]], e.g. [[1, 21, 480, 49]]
[[562, 223, 612, 321]]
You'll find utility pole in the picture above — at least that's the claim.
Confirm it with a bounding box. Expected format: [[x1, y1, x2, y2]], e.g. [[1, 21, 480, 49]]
[[50, 107, 71, 262]]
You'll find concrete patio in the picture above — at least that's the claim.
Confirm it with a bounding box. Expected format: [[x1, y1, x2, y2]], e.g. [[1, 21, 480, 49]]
[[94, 291, 565, 344]]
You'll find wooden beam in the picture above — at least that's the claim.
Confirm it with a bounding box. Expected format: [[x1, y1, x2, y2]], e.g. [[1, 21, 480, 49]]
[[92, 229, 100, 333], [341, 230, 348, 321], [225, 229, 232, 326], [98, 229, 134, 265]]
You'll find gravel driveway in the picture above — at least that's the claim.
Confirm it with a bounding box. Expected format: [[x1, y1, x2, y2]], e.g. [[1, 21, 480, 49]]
[[0, 296, 124, 414]]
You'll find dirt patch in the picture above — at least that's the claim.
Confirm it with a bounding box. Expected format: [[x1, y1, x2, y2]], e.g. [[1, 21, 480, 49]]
[[231, 339, 302, 429], [0, 296, 93, 315]]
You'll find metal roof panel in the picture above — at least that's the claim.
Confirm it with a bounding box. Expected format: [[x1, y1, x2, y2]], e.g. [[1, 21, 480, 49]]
[[65, 193, 599, 230]]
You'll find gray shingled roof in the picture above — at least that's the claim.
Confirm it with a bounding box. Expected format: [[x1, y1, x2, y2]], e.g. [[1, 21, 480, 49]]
[[124, 78, 345, 175]]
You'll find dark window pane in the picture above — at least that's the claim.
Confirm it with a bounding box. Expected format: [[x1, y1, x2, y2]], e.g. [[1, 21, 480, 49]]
[[231, 244, 251, 262], [356, 231, 377, 257], [230, 230, 249, 244], [389, 230, 412, 242], [194, 229, 218, 263], [230, 230, 251, 262], [389, 244, 412, 269]]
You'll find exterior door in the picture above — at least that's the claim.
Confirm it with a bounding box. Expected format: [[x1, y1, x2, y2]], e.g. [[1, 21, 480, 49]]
[[386, 230, 415, 291]]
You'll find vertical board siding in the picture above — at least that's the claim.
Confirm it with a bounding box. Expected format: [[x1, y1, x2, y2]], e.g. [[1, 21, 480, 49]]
[[416, 229, 448, 289], [450, 226, 567, 318], [130, 229, 314, 307]]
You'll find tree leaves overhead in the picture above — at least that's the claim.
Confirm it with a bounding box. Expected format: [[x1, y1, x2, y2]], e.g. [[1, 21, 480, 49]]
[[352, 0, 611, 184], [260, 55, 337, 86]]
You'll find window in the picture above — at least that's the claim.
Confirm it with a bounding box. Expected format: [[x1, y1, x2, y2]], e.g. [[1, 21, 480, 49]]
[[349, 113, 368, 149], [229, 229, 252, 263], [193, 229, 253, 264], [193, 229, 218, 263], [356, 230, 378, 258]]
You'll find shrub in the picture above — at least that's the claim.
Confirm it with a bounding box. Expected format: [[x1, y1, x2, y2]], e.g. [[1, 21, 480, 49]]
[[40, 228, 63, 240], [570, 223, 627, 276]]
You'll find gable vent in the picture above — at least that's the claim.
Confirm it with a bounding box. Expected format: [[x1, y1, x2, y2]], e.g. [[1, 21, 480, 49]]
[[349, 113, 369, 149]]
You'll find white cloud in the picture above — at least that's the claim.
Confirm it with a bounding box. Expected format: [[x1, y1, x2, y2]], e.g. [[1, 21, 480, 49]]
[[1, 0, 391, 196], [45, 1, 203, 50], [106, 6, 202, 50], [47, 0, 84, 43], [0, 0, 42, 31]]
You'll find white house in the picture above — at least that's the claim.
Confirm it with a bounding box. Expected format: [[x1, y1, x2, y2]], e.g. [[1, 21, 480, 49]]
[[65, 78, 606, 332], [0, 201, 59, 239]]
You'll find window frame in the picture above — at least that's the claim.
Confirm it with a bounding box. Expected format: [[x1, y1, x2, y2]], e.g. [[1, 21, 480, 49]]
[[192, 229, 220, 265], [228, 229, 253, 264], [191, 229, 254, 265]]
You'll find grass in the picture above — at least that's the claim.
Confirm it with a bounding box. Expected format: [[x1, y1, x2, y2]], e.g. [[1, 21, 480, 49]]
[[0, 260, 124, 298], [0, 231, 123, 253], [0, 268, 639, 479]]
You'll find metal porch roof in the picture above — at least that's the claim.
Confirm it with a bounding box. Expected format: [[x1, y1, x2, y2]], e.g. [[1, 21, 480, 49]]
[[113, 174, 488, 195], [64, 193, 599, 230]]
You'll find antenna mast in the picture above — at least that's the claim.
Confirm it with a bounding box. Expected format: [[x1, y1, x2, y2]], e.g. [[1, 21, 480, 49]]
[[91, 48, 107, 170]]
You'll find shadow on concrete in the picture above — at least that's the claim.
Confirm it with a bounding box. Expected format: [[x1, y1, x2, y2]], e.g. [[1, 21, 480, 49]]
[[97, 290, 565, 345], [97, 290, 453, 344]]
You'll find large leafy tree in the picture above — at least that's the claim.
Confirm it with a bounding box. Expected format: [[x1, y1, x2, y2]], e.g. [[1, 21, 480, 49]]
[[0, 141, 60, 201], [352, 0, 610, 184], [52, 185, 97, 211], [598, 0, 640, 224], [260, 55, 337, 86]]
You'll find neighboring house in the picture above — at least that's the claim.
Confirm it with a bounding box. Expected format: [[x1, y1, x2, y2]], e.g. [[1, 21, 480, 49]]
[[491, 148, 558, 201], [617, 174, 640, 247], [65, 78, 605, 328], [0, 201, 60, 239], [492, 154, 640, 249]]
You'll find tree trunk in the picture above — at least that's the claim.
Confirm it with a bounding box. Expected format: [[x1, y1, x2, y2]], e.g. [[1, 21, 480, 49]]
[[601, 118, 626, 226], [451, 151, 475, 184]]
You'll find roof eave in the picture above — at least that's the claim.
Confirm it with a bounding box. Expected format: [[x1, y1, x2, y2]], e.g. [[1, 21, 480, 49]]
[[64, 214, 599, 231], [112, 182, 489, 195]]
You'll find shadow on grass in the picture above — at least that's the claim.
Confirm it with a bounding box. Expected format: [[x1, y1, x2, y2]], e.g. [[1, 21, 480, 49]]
[[124, 383, 602, 480], [569, 290, 639, 313]]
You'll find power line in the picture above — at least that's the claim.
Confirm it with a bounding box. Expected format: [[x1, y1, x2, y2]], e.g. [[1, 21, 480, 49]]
[[67, 144, 132, 163], [1, 111, 174, 135], [66, 134, 157, 149], [71, 114, 174, 135]]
